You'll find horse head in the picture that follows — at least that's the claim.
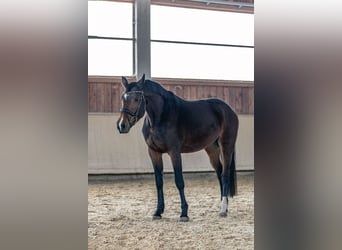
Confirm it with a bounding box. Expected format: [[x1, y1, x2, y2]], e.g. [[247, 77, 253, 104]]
[[117, 74, 146, 133]]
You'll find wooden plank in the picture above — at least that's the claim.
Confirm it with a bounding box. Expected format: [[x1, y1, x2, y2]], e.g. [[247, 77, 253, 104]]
[[89, 83, 97, 112], [190, 86, 197, 100], [203, 86, 209, 99], [234, 87, 243, 113], [111, 83, 121, 113], [88, 84, 90, 111], [223, 86, 230, 106], [242, 87, 250, 114], [197, 86, 204, 99], [183, 85, 191, 100], [216, 86, 224, 101], [104, 84, 112, 112], [209, 86, 217, 98], [96, 83, 105, 112], [249, 87, 254, 114], [229, 87, 236, 111]]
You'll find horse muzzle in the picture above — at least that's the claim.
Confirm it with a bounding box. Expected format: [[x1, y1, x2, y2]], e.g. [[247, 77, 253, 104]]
[[117, 119, 131, 134], [118, 128, 130, 134]]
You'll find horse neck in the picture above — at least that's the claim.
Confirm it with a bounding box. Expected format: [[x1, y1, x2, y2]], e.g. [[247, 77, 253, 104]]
[[143, 81, 174, 127]]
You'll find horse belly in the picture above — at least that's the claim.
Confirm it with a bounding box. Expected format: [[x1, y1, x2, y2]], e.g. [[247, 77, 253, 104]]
[[180, 127, 220, 153]]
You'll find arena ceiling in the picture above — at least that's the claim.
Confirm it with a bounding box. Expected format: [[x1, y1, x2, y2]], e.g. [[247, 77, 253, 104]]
[[110, 0, 254, 14]]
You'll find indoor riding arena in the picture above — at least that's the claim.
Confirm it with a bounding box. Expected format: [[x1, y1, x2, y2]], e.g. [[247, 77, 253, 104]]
[[88, 0, 254, 249]]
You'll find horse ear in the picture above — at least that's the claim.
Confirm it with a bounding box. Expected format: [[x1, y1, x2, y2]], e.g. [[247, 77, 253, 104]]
[[121, 76, 129, 89], [137, 74, 145, 88]]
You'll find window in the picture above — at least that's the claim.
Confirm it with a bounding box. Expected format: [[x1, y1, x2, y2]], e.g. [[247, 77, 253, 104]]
[[151, 5, 253, 45], [88, 1, 133, 76], [151, 42, 253, 80], [88, 39, 133, 76], [151, 5, 254, 80]]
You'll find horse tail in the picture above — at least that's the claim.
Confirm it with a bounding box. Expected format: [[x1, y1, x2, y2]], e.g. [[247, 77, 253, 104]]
[[229, 150, 237, 197]]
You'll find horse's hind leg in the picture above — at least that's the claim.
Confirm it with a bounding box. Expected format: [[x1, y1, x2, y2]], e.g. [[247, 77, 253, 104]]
[[205, 140, 223, 198], [218, 126, 238, 217], [217, 143, 234, 217]]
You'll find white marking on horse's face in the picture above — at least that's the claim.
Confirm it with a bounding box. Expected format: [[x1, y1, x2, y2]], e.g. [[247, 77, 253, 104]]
[[118, 118, 124, 131], [117, 115, 131, 133], [123, 93, 129, 101], [118, 117, 126, 132]]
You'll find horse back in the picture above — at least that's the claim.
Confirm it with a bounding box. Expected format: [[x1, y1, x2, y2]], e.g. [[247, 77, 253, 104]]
[[179, 98, 237, 128], [176, 98, 238, 152]]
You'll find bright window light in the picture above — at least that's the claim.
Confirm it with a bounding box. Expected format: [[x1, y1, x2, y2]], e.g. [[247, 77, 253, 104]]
[[151, 5, 254, 46], [88, 1, 132, 38], [88, 39, 133, 76], [152, 42, 254, 80], [88, 1, 133, 76], [151, 6, 254, 80]]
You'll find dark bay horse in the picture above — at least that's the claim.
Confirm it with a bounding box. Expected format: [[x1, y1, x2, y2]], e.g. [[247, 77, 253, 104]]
[[117, 74, 239, 221]]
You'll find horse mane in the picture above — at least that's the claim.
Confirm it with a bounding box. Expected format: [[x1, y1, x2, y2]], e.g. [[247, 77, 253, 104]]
[[144, 80, 174, 99]]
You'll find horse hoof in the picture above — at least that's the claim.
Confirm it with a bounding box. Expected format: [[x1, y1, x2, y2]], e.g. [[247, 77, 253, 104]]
[[179, 216, 189, 222], [152, 215, 162, 220], [219, 211, 227, 217]]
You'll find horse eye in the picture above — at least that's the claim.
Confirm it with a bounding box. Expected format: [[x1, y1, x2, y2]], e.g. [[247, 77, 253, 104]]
[[134, 97, 139, 102]]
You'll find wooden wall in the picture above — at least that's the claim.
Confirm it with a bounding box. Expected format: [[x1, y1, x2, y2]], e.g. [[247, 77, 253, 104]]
[[88, 77, 254, 114]]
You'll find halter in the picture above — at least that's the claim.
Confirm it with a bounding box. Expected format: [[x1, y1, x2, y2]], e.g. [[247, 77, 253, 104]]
[[119, 91, 145, 124]]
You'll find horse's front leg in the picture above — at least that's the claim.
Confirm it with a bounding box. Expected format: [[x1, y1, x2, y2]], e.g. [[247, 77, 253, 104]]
[[148, 148, 165, 220], [169, 151, 189, 222]]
